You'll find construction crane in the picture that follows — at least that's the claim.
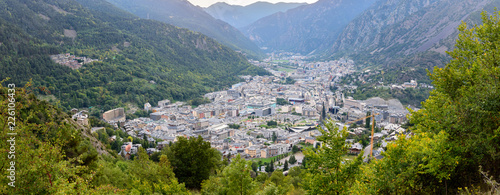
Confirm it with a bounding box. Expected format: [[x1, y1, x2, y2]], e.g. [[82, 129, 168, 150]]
[[345, 113, 380, 158]]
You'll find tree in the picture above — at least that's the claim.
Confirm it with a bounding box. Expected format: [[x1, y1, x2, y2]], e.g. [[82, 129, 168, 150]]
[[251, 162, 258, 172], [302, 119, 363, 194], [349, 132, 458, 194], [229, 124, 241, 129], [406, 11, 500, 191], [364, 111, 371, 129], [321, 102, 326, 122], [201, 154, 255, 194], [277, 98, 290, 105], [289, 155, 297, 165], [221, 155, 255, 194], [267, 160, 275, 173], [350, 11, 500, 194], [267, 120, 278, 127], [129, 149, 188, 194], [166, 136, 221, 189], [272, 132, 277, 142], [284, 160, 289, 171]]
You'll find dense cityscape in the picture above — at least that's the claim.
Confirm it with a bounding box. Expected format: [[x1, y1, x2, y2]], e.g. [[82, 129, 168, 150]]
[[75, 54, 418, 168]]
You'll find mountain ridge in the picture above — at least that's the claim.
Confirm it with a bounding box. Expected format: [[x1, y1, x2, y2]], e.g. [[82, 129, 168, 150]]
[[0, 0, 267, 110], [106, 0, 264, 58], [329, 0, 494, 57], [243, 0, 377, 54], [204, 1, 306, 29]]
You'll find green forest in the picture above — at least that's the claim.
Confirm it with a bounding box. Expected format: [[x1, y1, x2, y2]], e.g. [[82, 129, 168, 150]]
[[1, 4, 500, 195], [0, 0, 268, 112]]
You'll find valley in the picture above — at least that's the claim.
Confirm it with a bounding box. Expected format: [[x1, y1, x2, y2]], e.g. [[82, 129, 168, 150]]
[[1, 0, 499, 194]]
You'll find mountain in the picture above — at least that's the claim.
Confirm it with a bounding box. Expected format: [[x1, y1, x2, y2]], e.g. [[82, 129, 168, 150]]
[[327, 0, 500, 83], [204, 1, 306, 29], [243, 0, 377, 54], [330, 0, 496, 58], [0, 0, 267, 111], [105, 0, 263, 58]]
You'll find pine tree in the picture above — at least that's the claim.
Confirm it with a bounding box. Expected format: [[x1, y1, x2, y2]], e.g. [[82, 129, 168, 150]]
[[321, 101, 326, 122], [289, 155, 297, 165], [365, 111, 371, 129]]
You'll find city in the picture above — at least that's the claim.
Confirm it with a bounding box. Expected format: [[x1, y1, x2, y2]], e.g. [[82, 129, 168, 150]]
[[73, 54, 418, 167]]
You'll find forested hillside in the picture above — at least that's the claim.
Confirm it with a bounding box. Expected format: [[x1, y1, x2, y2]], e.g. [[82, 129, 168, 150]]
[[105, 0, 264, 59], [0, 0, 267, 111]]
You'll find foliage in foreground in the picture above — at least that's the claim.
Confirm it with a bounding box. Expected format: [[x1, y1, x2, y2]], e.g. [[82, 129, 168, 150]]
[[349, 10, 500, 194], [0, 82, 188, 194], [1, 9, 500, 195]]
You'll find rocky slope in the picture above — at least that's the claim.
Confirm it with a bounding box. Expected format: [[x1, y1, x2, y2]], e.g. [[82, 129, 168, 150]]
[[329, 0, 494, 57], [243, 0, 376, 54]]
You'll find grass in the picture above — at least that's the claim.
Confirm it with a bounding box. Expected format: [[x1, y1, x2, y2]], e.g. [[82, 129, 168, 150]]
[[298, 143, 314, 150], [252, 152, 292, 164]]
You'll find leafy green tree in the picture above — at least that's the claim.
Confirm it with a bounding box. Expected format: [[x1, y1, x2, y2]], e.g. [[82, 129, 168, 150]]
[[255, 173, 268, 185], [350, 10, 500, 194], [276, 98, 290, 105], [406, 10, 500, 191], [128, 149, 188, 194], [349, 132, 459, 194], [267, 120, 278, 127], [251, 162, 258, 173], [201, 154, 255, 194], [228, 124, 241, 129], [166, 136, 221, 189], [302, 119, 363, 194], [284, 160, 289, 171]]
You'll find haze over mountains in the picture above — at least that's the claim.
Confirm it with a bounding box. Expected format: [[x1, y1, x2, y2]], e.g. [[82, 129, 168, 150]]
[[204, 2, 306, 29]]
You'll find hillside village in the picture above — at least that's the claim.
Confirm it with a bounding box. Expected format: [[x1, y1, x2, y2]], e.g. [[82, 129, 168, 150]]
[[50, 53, 99, 69]]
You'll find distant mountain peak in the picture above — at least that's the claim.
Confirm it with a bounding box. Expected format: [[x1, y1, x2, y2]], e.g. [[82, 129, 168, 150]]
[[242, 0, 377, 54], [204, 1, 306, 29]]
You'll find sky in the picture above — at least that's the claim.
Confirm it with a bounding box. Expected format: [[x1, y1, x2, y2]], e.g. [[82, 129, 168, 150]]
[[187, 0, 319, 8]]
